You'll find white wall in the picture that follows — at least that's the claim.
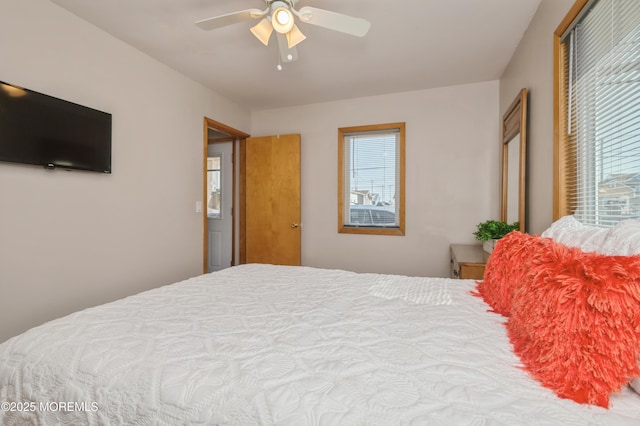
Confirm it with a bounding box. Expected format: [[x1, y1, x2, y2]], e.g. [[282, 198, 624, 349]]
[[500, 0, 575, 234], [252, 81, 500, 277], [0, 0, 250, 343]]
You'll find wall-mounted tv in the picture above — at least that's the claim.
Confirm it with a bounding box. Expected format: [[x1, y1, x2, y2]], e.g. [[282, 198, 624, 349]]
[[0, 81, 112, 174]]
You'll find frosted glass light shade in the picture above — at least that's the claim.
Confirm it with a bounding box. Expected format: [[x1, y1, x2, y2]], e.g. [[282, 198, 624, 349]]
[[250, 18, 273, 46], [286, 24, 306, 48]]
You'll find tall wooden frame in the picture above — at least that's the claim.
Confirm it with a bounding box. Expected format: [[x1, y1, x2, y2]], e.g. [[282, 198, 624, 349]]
[[202, 117, 249, 273], [501, 88, 528, 232], [553, 0, 590, 220]]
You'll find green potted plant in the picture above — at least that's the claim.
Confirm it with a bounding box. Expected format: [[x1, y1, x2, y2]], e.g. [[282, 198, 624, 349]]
[[473, 220, 519, 253]]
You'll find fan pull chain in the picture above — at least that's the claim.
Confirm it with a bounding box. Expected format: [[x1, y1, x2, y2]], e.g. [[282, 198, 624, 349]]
[[277, 47, 283, 70]]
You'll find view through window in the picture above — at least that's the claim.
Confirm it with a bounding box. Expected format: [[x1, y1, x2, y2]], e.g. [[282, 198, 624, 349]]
[[207, 155, 221, 219]]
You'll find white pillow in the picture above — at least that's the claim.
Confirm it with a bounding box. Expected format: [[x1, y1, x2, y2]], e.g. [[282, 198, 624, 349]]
[[541, 215, 611, 254], [604, 219, 640, 256]]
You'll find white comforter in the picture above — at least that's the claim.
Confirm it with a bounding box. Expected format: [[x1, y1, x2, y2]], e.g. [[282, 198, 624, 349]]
[[1, 264, 639, 425]]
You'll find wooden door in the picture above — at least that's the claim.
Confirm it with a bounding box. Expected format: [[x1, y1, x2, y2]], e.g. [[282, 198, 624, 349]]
[[241, 134, 301, 265]]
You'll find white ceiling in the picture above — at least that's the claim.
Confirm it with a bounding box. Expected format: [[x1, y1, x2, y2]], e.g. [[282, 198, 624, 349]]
[[50, 0, 542, 111]]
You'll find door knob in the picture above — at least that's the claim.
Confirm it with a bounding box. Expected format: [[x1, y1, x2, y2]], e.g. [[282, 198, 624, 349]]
[[291, 223, 299, 228]]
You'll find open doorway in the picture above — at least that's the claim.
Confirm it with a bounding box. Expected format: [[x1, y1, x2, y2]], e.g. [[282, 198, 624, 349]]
[[206, 143, 232, 272], [202, 118, 249, 273]]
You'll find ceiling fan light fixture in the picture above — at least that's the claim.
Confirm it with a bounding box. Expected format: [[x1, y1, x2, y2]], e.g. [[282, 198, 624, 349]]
[[195, 2, 372, 68], [272, 7, 294, 34], [286, 24, 306, 49], [250, 17, 273, 46]]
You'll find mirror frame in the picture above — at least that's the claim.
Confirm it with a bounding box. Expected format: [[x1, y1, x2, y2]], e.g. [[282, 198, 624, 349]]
[[501, 88, 528, 232]]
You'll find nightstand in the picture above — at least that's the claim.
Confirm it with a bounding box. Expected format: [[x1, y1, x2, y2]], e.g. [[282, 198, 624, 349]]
[[450, 244, 489, 280]]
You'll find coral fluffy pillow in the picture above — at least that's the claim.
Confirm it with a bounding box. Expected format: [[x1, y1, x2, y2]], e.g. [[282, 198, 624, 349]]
[[477, 232, 640, 408], [476, 231, 535, 316]]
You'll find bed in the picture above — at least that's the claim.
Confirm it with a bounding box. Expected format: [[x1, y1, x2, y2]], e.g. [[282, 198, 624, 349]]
[[1, 221, 640, 424]]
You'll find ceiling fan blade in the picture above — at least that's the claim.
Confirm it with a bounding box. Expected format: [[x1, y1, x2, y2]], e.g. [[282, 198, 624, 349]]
[[295, 6, 371, 37], [195, 9, 264, 31], [276, 33, 298, 63]]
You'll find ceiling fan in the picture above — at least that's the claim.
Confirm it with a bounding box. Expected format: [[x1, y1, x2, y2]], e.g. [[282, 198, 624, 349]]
[[195, 0, 371, 65]]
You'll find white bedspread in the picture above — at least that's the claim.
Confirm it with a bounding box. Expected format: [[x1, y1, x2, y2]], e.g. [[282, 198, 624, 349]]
[[1, 264, 639, 425]]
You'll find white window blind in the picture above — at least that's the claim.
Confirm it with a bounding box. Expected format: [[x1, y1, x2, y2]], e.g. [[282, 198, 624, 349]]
[[342, 129, 401, 228], [563, 0, 640, 227]]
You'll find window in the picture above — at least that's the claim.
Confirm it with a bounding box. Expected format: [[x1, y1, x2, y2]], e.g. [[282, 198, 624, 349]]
[[338, 122, 405, 235], [207, 155, 222, 218], [555, 0, 640, 226]]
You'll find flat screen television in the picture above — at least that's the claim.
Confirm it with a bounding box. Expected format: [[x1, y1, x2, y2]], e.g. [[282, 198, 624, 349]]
[[0, 81, 112, 173]]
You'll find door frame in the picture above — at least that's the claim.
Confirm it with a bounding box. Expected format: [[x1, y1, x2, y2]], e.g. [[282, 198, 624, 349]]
[[202, 117, 249, 273]]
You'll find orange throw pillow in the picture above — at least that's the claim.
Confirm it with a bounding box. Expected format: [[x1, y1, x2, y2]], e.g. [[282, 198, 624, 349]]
[[475, 231, 532, 316], [476, 232, 640, 407]]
